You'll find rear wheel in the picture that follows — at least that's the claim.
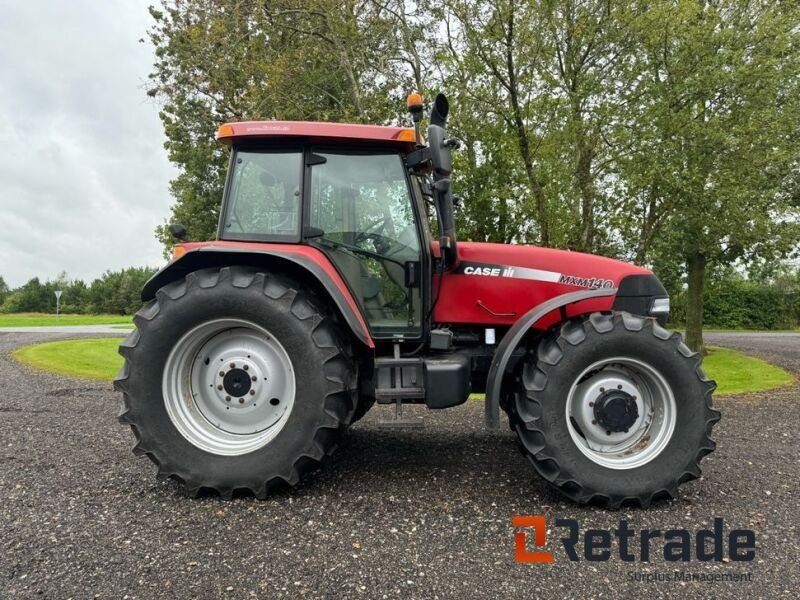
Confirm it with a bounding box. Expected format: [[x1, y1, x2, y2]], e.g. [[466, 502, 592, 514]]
[[509, 312, 719, 508], [115, 266, 357, 498]]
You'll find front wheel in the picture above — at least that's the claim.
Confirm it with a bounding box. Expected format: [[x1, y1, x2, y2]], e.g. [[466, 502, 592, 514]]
[[510, 312, 719, 508]]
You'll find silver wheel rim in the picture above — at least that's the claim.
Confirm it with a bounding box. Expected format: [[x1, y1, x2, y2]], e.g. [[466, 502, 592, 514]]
[[565, 357, 676, 470], [162, 318, 296, 456]]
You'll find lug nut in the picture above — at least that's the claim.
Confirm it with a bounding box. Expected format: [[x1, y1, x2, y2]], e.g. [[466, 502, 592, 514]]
[[217, 385, 223, 391], [592, 419, 597, 425], [249, 390, 256, 396], [230, 363, 236, 369], [606, 430, 611, 436], [239, 398, 245, 404], [251, 376, 257, 382], [600, 387, 605, 392], [617, 384, 623, 390], [589, 401, 594, 407], [225, 395, 231, 401], [243, 365, 249, 371], [219, 371, 225, 377]]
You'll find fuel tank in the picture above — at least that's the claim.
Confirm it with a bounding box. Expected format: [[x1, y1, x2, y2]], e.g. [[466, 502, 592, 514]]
[[432, 242, 654, 328]]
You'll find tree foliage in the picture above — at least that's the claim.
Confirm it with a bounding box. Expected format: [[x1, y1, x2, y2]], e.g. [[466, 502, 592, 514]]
[[146, 0, 430, 249], [616, 1, 800, 351], [146, 0, 800, 349], [0, 268, 156, 315]]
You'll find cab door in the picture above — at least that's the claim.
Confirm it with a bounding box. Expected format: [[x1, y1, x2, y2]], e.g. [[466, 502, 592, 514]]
[[306, 151, 424, 339]]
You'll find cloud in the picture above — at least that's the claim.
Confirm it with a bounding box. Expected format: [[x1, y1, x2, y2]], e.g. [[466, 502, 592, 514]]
[[0, 0, 177, 287]]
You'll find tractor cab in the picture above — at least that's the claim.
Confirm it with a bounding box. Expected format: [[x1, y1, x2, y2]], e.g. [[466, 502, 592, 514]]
[[214, 97, 457, 343]]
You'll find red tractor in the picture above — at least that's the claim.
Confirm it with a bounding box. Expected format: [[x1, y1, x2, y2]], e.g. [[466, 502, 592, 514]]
[[116, 94, 719, 508]]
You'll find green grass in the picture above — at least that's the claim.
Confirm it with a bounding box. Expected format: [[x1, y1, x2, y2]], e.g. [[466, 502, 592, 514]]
[[10, 337, 795, 395], [702, 345, 794, 395], [0, 313, 132, 327], [12, 338, 123, 381]]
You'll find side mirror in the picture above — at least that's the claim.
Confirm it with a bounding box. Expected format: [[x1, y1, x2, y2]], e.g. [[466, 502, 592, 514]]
[[427, 94, 453, 179], [168, 223, 188, 242], [427, 124, 453, 178], [426, 93, 459, 265]]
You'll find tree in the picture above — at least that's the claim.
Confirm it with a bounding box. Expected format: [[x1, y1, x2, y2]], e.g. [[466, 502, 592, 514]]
[[147, 0, 429, 251], [436, 0, 646, 255], [616, 0, 800, 352], [86, 267, 158, 314], [3, 278, 51, 313], [0, 276, 8, 306], [438, 0, 554, 245]]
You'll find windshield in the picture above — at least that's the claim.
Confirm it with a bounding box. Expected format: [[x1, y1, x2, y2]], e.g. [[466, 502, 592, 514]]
[[222, 150, 303, 240], [309, 153, 419, 254]]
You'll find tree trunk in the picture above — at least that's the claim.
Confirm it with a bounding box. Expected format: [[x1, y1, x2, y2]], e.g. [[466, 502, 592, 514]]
[[504, 9, 549, 246], [576, 136, 595, 251], [685, 252, 707, 355]]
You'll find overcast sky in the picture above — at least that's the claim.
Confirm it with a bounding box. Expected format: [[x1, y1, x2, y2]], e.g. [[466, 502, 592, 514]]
[[0, 0, 176, 288]]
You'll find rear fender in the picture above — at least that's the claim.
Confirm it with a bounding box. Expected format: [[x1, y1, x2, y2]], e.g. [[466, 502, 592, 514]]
[[484, 287, 617, 429], [142, 247, 374, 349]]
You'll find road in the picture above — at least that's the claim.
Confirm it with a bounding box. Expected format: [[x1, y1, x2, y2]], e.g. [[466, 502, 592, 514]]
[[0, 331, 798, 599]]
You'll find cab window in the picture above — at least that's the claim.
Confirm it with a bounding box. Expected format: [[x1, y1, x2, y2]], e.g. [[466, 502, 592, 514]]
[[222, 151, 302, 240], [309, 152, 423, 338]]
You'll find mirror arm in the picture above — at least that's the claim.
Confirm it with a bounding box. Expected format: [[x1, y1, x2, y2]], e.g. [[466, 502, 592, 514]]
[[405, 147, 431, 172]]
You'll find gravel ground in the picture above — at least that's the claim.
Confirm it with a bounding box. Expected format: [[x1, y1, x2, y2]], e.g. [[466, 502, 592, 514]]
[[1, 331, 798, 599]]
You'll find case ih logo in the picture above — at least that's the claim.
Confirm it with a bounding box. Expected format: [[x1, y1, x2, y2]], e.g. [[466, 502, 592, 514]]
[[461, 265, 517, 277], [513, 517, 756, 563]]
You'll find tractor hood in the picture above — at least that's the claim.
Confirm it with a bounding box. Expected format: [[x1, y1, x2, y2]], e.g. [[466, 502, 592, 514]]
[[454, 241, 651, 288], [432, 241, 665, 327]]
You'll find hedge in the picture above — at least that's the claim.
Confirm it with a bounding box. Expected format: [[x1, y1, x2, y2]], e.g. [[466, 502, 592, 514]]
[[669, 280, 799, 330]]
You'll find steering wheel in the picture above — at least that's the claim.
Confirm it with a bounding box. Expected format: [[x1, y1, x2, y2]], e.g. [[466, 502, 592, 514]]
[[355, 216, 388, 245]]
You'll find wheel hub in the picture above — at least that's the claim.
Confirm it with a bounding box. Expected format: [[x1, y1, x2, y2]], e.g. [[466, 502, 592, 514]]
[[222, 366, 254, 398], [593, 389, 639, 433]]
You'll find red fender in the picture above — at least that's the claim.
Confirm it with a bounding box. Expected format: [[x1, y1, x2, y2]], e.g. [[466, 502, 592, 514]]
[[142, 241, 374, 349]]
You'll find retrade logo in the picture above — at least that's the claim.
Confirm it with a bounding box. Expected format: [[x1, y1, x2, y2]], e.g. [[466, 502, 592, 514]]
[[513, 517, 756, 563], [513, 516, 555, 563]]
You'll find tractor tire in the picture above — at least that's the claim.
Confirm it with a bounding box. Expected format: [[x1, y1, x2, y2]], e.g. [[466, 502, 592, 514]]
[[115, 266, 357, 499], [351, 397, 376, 423], [509, 312, 719, 509]]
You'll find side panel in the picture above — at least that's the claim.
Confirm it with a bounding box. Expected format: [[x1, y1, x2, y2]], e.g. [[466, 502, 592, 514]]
[[433, 242, 650, 327], [142, 242, 374, 348]]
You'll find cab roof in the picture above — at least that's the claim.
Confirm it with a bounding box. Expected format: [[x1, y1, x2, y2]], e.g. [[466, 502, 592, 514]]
[[215, 121, 418, 151]]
